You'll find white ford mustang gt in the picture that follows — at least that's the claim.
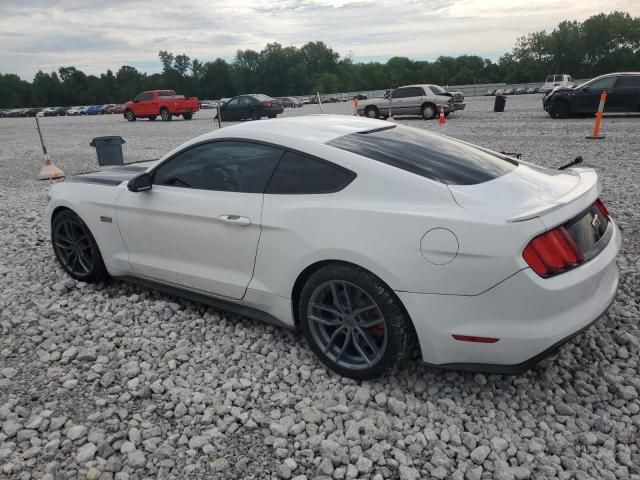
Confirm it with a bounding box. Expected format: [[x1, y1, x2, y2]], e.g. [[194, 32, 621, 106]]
[[46, 115, 620, 379]]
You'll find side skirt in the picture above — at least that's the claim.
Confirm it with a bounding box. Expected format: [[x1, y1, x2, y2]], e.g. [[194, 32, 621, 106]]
[[117, 275, 295, 331]]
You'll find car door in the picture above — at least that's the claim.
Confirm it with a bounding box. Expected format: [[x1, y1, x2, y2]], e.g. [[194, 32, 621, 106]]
[[403, 87, 426, 115], [608, 75, 640, 112], [237, 96, 254, 119], [222, 97, 241, 120], [573, 76, 617, 113], [115, 140, 284, 299], [390, 88, 410, 115], [134, 92, 154, 116]]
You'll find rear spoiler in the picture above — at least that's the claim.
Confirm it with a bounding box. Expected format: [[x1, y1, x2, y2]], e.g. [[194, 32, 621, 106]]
[[507, 168, 600, 223]]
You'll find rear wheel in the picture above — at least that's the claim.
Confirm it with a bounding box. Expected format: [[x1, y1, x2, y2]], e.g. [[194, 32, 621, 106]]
[[364, 106, 379, 119], [160, 107, 172, 121], [51, 210, 107, 283], [300, 264, 414, 380], [268, 114, 277, 119], [125, 110, 136, 122], [183, 113, 193, 120], [548, 101, 570, 119], [421, 103, 437, 120]]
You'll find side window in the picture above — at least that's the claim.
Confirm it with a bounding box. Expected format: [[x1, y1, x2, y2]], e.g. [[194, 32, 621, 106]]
[[545, 76, 553, 83], [392, 88, 408, 99], [588, 76, 617, 91], [152, 141, 283, 193], [227, 97, 240, 106], [407, 87, 424, 97], [266, 151, 356, 194], [240, 96, 252, 105], [616, 76, 640, 88], [134, 93, 148, 102], [554, 75, 562, 82]]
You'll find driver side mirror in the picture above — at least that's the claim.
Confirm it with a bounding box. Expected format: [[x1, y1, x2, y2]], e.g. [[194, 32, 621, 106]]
[[127, 172, 152, 192]]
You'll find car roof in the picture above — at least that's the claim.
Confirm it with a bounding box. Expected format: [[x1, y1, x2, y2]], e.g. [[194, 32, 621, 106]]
[[182, 115, 389, 147]]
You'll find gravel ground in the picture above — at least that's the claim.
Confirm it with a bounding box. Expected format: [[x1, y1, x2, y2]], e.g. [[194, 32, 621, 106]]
[[0, 95, 638, 480]]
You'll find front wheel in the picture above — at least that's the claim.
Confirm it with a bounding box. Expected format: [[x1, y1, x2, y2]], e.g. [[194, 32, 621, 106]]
[[125, 110, 136, 122], [51, 210, 107, 283], [300, 264, 414, 380], [183, 113, 193, 120], [160, 108, 172, 121], [421, 103, 436, 120]]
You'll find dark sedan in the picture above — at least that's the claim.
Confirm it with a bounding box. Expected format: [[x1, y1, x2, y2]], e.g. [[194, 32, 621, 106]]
[[215, 94, 283, 121], [544, 72, 640, 118]]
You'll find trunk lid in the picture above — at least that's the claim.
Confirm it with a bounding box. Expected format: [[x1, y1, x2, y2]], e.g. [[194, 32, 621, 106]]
[[447, 163, 600, 224]]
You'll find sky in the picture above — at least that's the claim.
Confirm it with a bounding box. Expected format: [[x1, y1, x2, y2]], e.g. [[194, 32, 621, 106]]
[[1, 0, 638, 80]]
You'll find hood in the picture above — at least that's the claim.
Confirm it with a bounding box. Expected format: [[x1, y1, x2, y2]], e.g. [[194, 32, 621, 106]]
[[447, 163, 598, 222], [67, 161, 159, 187]]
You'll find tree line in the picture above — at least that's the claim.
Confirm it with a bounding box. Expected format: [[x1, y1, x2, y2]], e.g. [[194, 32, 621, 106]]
[[1, 11, 638, 108]]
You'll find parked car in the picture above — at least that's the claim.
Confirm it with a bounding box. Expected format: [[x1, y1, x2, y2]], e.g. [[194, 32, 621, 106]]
[[515, 88, 526, 95], [85, 105, 104, 115], [503, 88, 514, 95], [22, 108, 42, 117], [540, 74, 574, 93], [543, 72, 640, 119], [495, 89, 505, 95], [353, 94, 368, 101], [100, 104, 116, 114], [124, 89, 199, 121], [279, 97, 303, 108], [215, 94, 283, 121], [66, 106, 83, 116], [485, 89, 496, 96], [46, 116, 620, 379], [6, 109, 26, 117], [44, 106, 69, 116], [357, 84, 466, 120], [103, 104, 125, 114], [526, 87, 538, 94], [199, 101, 215, 109]]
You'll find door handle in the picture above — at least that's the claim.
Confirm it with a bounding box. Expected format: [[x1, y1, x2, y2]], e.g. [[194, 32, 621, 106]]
[[218, 214, 251, 226]]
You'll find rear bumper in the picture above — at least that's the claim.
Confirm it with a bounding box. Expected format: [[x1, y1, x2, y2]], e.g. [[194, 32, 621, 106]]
[[398, 221, 621, 372]]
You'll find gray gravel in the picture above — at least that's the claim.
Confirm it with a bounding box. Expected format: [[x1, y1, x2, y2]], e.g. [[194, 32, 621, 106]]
[[1, 95, 639, 479]]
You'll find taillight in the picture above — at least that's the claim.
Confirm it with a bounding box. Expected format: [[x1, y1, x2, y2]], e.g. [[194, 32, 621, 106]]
[[595, 198, 609, 217], [261, 101, 271, 108], [523, 226, 584, 277]]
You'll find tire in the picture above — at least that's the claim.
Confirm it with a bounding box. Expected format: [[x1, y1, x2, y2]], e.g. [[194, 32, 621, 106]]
[[51, 210, 107, 283], [250, 110, 260, 120], [548, 101, 570, 119], [148, 116, 157, 121], [299, 263, 414, 380], [364, 106, 379, 119], [125, 110, 136, 122], [183, 113, 193, 120], [160, 107, 172, 121], [421, 103, 437, 120]]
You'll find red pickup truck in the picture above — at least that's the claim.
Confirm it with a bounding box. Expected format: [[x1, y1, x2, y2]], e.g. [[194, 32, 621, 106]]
[[124, 90, 199, 122]]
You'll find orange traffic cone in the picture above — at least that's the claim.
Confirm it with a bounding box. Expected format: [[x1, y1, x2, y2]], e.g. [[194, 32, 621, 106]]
[[439, 106, 446, 124]]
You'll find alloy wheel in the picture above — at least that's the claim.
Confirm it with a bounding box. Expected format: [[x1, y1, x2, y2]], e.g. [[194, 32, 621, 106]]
[[307, 280, 387, 370], [53, 219, 94, 276]]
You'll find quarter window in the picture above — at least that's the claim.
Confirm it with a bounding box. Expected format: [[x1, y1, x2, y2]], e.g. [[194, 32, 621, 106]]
[[327, 124, 517, 186], [266, 151, 356, 194], [153, 141, 283, 193]]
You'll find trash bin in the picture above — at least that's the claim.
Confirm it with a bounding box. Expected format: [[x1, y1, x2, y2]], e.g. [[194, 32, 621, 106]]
[[90, 136, 125, 166], [494, 95, 507, 113]]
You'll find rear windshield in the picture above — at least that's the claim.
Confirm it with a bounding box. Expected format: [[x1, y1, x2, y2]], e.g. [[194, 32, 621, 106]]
[[254, 94, 273, 101], [326, 125, 517, 185]]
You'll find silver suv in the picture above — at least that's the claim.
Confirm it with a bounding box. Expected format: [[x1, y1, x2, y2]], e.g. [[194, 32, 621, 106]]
[[357, 84, 466, 120]]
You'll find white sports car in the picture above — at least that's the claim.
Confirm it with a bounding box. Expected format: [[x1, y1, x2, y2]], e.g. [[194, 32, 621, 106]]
[[46, 115, 620, 379]]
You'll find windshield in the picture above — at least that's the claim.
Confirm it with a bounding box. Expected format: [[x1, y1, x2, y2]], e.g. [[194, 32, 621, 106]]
[[429, 85, 447, 95], [327, 124, 517, 185]]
